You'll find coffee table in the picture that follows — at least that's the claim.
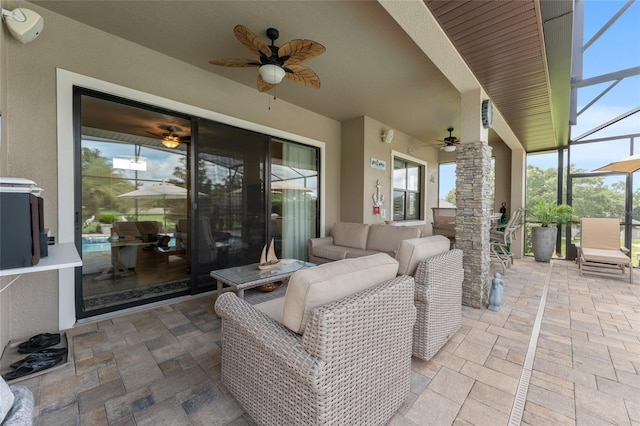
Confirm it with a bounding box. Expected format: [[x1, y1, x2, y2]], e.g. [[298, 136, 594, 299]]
[[210, 258, 315, 299]]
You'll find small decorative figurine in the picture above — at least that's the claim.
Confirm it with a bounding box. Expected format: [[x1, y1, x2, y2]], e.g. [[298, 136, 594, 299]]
[[488, 272, 504, 312], [258, 238, 280, 270]]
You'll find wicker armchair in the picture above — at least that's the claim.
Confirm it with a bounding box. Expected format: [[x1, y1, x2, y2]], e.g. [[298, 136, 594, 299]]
[[412, 249, 464, 361], [214, 275, 416, 426]]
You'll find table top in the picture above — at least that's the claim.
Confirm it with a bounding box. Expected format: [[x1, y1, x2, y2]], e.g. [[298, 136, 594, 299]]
[[210, 259, 315, 289]]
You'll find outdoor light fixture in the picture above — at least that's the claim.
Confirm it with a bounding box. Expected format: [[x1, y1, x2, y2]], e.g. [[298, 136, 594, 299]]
[[162, 135, 180, 149], [443, 144, 456, 153], [258, 64, 286, 85]]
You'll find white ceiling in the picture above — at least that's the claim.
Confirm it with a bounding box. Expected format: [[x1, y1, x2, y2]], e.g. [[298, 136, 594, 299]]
[[31, 0, 468, 145]]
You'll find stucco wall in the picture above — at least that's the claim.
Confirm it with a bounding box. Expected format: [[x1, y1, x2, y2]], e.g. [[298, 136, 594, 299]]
[[1, 1, 341, 342], [341, 115, 438, 226], [340, 117, 365, 224], [1, 1, 11, 350]]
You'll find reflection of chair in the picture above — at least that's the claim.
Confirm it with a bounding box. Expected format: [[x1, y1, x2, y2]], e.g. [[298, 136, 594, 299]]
[[577, 218, 632, 283], [490, 208, 522, 273], [175, 217, 230, 265], [113, 221, 161, 268]]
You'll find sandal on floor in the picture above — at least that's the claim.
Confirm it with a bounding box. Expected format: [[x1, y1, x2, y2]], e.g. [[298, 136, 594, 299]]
[[17, 333, 59, 349], [2, 355, 64, 381], [10, 347, 67, 369], [17, 333, 61, 354]]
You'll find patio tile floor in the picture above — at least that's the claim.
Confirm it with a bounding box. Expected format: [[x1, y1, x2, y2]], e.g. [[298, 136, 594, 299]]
[[16, 257, 640, 425]]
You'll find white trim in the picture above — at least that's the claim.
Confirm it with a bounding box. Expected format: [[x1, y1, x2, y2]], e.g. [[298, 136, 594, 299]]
[[56, 68, 326, 328]]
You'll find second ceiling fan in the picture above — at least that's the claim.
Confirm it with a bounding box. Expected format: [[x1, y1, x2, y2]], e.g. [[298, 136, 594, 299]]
[[438, 127, 460, 152], [210, 25, 326, 92]]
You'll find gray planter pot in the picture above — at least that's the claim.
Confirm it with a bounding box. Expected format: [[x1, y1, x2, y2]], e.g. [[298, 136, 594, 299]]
[[532, 226, 557, 262]]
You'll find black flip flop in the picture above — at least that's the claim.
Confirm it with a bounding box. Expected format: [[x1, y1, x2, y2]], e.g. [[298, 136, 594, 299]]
[[17, 333, 59, 349], [10, 347, 67, 369], [17, 333, 61, 354], [2, 355, 64, 381]]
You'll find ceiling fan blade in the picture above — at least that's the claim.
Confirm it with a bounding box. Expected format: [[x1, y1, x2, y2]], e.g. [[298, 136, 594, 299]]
[[284, 64, 321, 89], [279, 39, 326, 65], [145, 130, 164, 138], [234, 25, 272, 58], [209, 58, 261, 67], [257, 74, 276, 92]]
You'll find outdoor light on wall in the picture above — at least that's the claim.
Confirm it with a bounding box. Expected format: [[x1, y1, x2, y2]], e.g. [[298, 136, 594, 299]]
[[381, 129, 394, 144], [1, 8, 43, 44]]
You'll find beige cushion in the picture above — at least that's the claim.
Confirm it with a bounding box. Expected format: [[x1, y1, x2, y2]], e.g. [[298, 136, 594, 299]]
[[367, 225, 421, 253], [255, 297, 285, 323], [395, 236, 451, 276], [311, 245, 352, 261], [581, 247, 630, 265], [345, 249, 380, 258], [332, 222, 370, 250], [581, 218, 622, 250], [282, 253, 399, 334]]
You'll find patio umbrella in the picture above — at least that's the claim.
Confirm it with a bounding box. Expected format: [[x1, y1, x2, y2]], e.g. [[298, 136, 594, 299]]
[[594, 154, 640, 174], [117, 182, 197, 230]]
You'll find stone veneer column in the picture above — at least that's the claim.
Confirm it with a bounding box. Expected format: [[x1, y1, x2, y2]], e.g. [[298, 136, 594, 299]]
[[455, 140, 492, 308]]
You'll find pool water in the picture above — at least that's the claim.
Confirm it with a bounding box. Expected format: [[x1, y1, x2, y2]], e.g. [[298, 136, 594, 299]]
[[82, 236, 176, 253]]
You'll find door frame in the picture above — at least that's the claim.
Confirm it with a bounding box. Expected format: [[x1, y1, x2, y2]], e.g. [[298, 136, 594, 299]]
[[56, 69, 326, 328]]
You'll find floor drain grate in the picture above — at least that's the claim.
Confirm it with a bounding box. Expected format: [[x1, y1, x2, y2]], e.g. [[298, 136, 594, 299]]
[[508, 260, 554, 425]]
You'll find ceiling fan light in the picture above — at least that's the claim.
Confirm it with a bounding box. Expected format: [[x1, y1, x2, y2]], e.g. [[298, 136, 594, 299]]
[[259, 64, 285, 84], [443, 144, 456, 153], [162, 135, 180, 149]]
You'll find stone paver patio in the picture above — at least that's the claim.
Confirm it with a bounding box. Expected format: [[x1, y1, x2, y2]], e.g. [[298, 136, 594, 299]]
[[14, 257, 640, 425]]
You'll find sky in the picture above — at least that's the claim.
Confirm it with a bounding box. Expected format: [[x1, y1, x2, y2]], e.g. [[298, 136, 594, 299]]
[[440, 0, 640, 200]]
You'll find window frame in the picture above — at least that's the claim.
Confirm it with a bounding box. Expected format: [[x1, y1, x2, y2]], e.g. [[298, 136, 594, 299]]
[[392, 154, 425, 222]]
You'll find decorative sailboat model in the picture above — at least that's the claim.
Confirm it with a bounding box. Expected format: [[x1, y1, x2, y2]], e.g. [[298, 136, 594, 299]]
[[258, 238, 280, 270]]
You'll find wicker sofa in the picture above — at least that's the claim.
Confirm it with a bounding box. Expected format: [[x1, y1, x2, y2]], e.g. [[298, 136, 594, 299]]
[[307, 222, 421, 264], [0, 376, 33, 425], [395, 235, 464, 360], [214, 253, 416, 426]]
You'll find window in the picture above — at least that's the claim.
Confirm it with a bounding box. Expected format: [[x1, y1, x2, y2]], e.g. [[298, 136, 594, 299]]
[[393, 158, 421, 221]]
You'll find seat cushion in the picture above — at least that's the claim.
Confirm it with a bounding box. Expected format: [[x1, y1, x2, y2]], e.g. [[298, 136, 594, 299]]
[[331, 222, 370, 250], [255, 297, 285, 323], [366, 225, 421, 253], [345, 249, 381, 258], [311, 244, 352, 261], [395, 236, 451, 276], [581, 247, 630, 264], [282, 253, 399, 334]]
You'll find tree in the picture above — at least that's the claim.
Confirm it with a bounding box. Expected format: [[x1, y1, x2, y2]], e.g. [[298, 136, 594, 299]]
[[81, 147, 135, 221]]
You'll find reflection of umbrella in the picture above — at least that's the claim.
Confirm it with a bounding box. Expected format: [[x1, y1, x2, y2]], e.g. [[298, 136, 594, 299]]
[[117, 182, 197, 230], [271, 180, 311, 192], [594, 154, 640, 173]]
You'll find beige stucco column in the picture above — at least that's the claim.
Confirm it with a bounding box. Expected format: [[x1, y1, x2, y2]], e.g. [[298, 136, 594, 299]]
[[456, 89, 491, 308]]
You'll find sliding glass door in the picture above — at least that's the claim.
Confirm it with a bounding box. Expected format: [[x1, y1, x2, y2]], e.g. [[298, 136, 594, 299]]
[[270, 140, 319, 260], [74, 89, 321, 317], [76, 91, 192, 316], [191, 119, 267, 291]]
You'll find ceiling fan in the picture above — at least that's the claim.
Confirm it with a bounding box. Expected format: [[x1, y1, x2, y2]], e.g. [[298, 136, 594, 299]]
[[209, 25, 326, 92], [146, 125, 190, 149], [438, 127, 460, 152]]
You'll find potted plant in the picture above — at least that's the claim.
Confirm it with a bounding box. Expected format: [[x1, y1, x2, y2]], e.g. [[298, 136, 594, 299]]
[[98, 213, 118, 234], [527, 200, 575, 262]]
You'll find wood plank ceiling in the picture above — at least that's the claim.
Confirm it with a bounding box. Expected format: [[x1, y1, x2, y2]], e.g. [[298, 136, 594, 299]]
[[424, 0, 558, 151]]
